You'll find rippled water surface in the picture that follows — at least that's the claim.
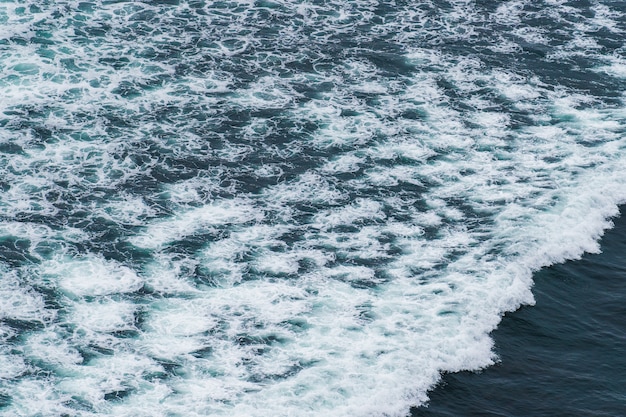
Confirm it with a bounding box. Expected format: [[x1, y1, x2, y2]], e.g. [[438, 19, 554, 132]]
[[414, 208, 626, 417], [0, 1, 625, 416]]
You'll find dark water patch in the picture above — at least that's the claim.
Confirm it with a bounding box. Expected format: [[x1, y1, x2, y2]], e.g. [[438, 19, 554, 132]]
[[190, 346, 213, 359], [75, 346, 106, 365], [86, 344, 115, 357], [0, 393, 11, 409], [104, 389, 134, 402], [156, 359, 184, 377], [1, 318, 46, 333], [62, 396, 96, 414], [0, 238, 40, 267], [413, 208, 626, 417], [109, 329, 140, 339]]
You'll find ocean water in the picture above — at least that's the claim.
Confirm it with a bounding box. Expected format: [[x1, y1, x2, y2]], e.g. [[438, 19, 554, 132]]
[[414, 207, 626, 416], [0, 1, 625, 416]]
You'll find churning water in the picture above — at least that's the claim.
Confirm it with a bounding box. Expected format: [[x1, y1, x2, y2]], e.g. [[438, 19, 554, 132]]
[[415, 208, 626, 416], [0, 1, 625, 416]]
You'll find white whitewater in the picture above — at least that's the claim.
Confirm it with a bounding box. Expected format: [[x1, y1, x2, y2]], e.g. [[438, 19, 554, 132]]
[[0, 1, 625, 416]]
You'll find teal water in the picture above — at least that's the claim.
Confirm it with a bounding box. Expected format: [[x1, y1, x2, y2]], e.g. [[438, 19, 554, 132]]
[[0, 1, 625, 416], [415, 208, 626, 416]]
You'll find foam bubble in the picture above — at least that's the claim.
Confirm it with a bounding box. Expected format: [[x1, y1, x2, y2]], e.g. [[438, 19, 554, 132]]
[[42, 256, 143, 297], [70, 299, 137, 334], [23, 328, 83, 368], [254, 252, 301, 276], [312, 199, 385, 229], [130, 200, 262, 249], [143, 253, 202, 295], [1, 0, 626, 416], [0, 353, 29, 380], [9, 379, 74, 417], [0, 269, 54, 323]]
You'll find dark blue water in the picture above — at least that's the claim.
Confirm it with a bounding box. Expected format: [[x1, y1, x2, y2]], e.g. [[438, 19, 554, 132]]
[[414, 208, 626, 416]]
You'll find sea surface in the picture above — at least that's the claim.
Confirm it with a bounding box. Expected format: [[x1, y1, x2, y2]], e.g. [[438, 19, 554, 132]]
[[0, 1, 625, 416], [414, 207, 626, 416]]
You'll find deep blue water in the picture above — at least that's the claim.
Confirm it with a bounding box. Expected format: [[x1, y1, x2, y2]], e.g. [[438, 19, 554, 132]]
[[0, 1, 625, 416], [414, 208, 626, 416]]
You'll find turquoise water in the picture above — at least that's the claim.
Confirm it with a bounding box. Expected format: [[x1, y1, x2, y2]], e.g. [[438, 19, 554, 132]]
[[415, 208, 626, 416], [0, 1, 625, 416]]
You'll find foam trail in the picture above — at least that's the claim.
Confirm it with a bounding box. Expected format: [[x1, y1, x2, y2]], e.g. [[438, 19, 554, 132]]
[[0, 0, 625, 416]]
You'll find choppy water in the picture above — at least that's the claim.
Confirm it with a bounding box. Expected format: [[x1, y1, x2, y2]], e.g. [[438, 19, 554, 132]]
[[0, 1, 625, 416], [414, 207, 626, 416]]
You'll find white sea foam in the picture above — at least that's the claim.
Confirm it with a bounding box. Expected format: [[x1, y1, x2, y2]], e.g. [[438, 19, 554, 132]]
[[130, 200, 262, 249], [0, 269, 54, 323], [42, 256, 144, 297], [1, 0, 625, 416], [70, 299, 137, 334]]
